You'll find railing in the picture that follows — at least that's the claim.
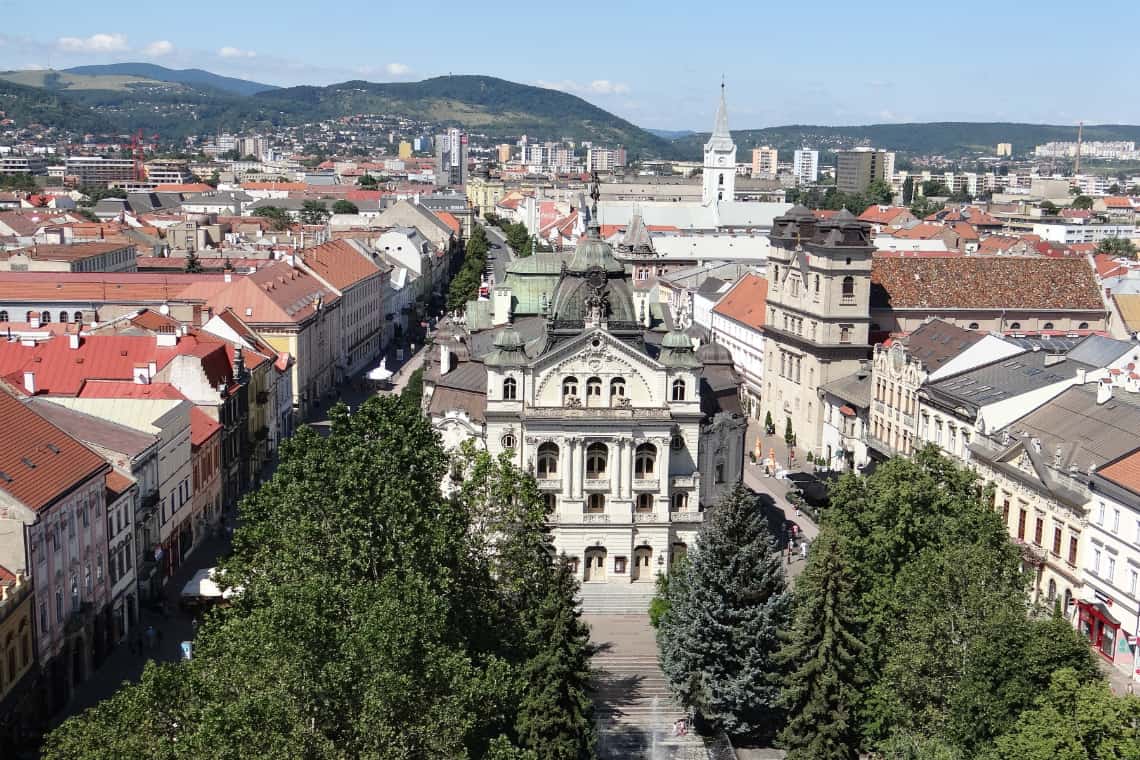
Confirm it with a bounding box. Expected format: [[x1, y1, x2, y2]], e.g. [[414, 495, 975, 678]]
[[873, 400, 885, 414], [632, 478, 659, 491], [633, 512, 662, 523], [583, 478, 610, 491], [525, 406, 673, 421], [582, 513, 611, 524], [671, 474, 698, 489], [536, 478, 562, 491], [671, 511, 705, 523]]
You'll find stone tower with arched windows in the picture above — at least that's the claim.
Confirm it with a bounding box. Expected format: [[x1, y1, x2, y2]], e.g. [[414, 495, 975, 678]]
[[702, 84, 736, 206], [759, 206, 875, 456]]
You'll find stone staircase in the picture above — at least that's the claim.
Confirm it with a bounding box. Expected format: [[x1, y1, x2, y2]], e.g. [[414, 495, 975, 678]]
[[578, 581, 658, 615], [586, 614, 710, 759]]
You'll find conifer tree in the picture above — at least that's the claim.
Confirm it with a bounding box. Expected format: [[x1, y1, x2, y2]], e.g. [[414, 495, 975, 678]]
[[515, 559, 596, 760], [657, 483, 792, 739], [778, 529, 864, 760]]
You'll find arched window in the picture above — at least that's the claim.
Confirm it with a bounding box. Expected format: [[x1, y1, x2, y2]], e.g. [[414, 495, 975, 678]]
[[1047, 578, 1057, 601], [968, 322, 979, 330], [671, 379, 686, 401], [500, 432, 517, 450], [0, 311, 7, 322], [715, 461, 725, 483], [718, 173, 724, 186], [672, 492, 688, 512], [502, 377, 517, 400], [542, 492, 557, 512], [586, 443, 608, 477], [610, 377, 625, 400], [587, 493, 605, 513], [670, 434, 685, 451], [73, 311, 83, 324], [586, 377, 602, 398], [24, 311, 32, 323], [635, 493, 653, 512], [1042, 322, 1054, 330], [841, 276, 855, 302], [40, 311, 50, 324], [1078, 322, 1089, 330], [58, 311, 69, 323], [536, 442, 559, 478], [1009, 322, 1021, 330], [635, 443, 657, 478], [562, 376, 578, 398]]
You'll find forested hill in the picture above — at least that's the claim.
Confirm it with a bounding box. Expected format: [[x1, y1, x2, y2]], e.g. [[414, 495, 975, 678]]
[[673, 122, 1140, 159], [246, 75, 667, 155], [64, 63, 278, 96]]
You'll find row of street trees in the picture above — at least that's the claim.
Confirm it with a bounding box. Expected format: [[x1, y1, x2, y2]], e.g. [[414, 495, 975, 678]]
[[656, 447, 1140, 758], [43, 395, 596, 760], [447, 223, 489, 311]]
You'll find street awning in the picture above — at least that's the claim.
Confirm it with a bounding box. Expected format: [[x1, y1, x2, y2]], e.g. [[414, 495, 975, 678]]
[[839, 405, 856, 417], [1080, 600, 1121, 627]]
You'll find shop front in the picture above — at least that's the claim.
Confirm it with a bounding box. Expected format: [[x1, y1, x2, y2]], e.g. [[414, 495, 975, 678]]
[[1077, 600, 1126, 664]]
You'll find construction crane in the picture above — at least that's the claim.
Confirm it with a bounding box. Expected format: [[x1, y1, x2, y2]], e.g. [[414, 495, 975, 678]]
[[130, 129, 147, 182]]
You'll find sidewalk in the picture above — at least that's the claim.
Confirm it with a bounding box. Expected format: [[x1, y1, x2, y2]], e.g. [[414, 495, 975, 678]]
[[52, 524, 235, 725]]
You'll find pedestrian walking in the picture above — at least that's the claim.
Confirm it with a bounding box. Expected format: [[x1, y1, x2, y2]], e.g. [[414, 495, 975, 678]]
[[801, 542, 808, 560]]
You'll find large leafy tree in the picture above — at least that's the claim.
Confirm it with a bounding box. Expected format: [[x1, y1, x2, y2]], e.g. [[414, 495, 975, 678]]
[[983, 668, 1140, 760], [447, 223, 490, 311], [818, 447, 1103, 755], [657, 483, 792, 740], [299, 199, 331, 225], [44, 397, 594, 759], [253, 205, 291, 231], [778, 529, 863, 760]]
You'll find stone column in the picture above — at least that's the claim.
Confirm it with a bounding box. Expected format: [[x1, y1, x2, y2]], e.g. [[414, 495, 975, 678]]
[[570, 437, 582, 499], [623, 438, 635, 499], [612, 438, 623, 499], [656, 437, 671, 510]]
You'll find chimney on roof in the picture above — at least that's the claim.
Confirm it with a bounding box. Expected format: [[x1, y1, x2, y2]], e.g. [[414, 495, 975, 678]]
[[439, 343, 451, 376], [234, 345, 246, 382], [156, 331, 177, 348], [68, 332, 80, 350], [28, 312, 39, 329], [148, 361, 157, 378], [1077, 368, 1087, 384], [1097, 380, 1113, 405], [1031, 437, 1042, 454], [22, 371, 34, 394]]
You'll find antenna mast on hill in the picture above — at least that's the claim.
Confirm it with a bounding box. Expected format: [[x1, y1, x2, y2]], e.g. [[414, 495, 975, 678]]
[[1075, 121, 1084, 174]]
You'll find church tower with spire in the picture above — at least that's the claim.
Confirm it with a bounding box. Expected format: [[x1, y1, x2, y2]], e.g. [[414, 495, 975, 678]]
[[702, 83, 737, 206]]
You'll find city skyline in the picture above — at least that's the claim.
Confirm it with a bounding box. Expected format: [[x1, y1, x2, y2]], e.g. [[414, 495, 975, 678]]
[[1, 0, 1138, 130]]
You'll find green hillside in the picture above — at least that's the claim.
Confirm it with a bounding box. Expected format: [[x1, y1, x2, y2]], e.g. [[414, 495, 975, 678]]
[[0, 78, 113, 132], [64, 63, 278, 96], [241, 76, 668, 155]]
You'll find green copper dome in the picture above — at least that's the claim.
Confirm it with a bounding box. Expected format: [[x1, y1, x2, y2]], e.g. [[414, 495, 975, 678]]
[[568, 236, 626, 274]]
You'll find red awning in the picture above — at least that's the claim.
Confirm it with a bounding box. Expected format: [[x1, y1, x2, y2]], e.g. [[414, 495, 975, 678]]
[[839, 405, 856, 417]]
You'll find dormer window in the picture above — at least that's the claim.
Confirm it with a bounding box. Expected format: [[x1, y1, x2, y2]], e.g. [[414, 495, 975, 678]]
[[671, 379, 686, 401], [502, 377, 517, 400]]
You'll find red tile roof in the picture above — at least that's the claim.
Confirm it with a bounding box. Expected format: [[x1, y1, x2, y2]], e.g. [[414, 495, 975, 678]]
[[299, 240, 383, 291], [1098, 447, 1140, 495], [712, 273, 768, 330], [858, 205, 911, 225], [0, 271, 230, 304], [0, 388, 108, 512], [153, 183, 214, 193], [434, 212, 461, 234], [871, 256, 1104, 311], [202, 260, 339, 324], [0, 334, 236, 396], [889, 222, 947, 240], [105, 469, 135, 499], [190, 406, 220, 447]]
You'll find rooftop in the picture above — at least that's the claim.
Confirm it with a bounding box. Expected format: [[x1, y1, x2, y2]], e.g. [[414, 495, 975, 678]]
[[0, 389, 108, 512], [711, 273, 768, 331], [926, 350, 1093, 412], [902, 319, 985, 372], [871, 256, 1103, 311]]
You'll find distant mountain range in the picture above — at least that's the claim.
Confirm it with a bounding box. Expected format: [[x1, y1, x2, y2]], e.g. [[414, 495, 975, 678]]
[[0, 64, 1138, 162], [63, 63, 279, 96]]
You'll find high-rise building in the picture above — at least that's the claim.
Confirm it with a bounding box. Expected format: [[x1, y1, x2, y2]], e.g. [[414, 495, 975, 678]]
[[751, 146, 778, 177], [497, 144, 512, 163], [996, 143, 1012, 157], [398, 141, 413, 159], [587, 147, 627, 172], [702, 85, 736, 205], [836, 148, 894, 193], [434, 128, 468, 186], [793, 149, 819, 185]]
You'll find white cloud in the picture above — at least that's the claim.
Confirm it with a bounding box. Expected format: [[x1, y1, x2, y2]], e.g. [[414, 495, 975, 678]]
[[385, 62, 411, 76], [535, 79, 630, 96], [57, 33, 128, 53], [588, 79, 629, 95], [142, 40, 174, 57], [218, 46, 256, 59]]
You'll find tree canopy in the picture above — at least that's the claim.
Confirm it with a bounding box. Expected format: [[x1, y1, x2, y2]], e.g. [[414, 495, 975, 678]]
[[299, 199, 331, 225], [447, 223, 490, 311], [253, 205, 292, 231], [657, 484, 792, 740], [1098, 236, 1137, 260], [43, 396, 595, 759], [331, 199, 359, 215]]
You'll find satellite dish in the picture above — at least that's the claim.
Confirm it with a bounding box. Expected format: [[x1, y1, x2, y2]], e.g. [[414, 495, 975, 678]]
[[159, 303, 170, 315]]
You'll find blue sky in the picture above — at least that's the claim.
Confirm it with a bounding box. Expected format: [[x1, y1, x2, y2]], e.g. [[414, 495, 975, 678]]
[[1, 0, 1136, 130]]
